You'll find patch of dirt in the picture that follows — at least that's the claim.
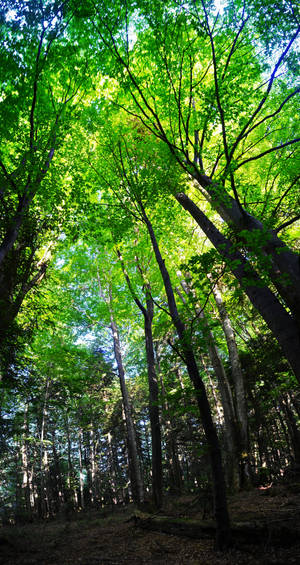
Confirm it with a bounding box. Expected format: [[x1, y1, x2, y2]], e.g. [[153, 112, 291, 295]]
[[1, 485, 300, 565]]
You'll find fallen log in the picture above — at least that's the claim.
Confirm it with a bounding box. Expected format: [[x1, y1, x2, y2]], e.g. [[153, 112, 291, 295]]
[[131, 514, 300, 547]]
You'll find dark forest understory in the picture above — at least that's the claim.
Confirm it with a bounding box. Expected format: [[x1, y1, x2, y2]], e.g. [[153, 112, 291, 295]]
[[1, 484, 300, 565]]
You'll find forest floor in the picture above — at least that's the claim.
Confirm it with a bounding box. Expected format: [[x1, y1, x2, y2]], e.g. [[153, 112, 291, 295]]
[[1, 483, 300, 565]]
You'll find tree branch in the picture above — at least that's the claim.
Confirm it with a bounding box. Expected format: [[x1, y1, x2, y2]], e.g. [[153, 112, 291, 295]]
[[236, 138, 300, 169]]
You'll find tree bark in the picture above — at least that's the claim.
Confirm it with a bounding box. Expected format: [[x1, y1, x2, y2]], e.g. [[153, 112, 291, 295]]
[[194, 172, 300, 326], [144, 301, 163, 508], [116, 249, 163, 508], [140, 204, 231, 550], [212, 284, 251, 486], [21, 404, 34, 518], [156, 345, 183, 494], [78, 428, 85, 509], [177, 281, 240, 491], [39, 375, 51, 519], [109, 312, 144, 504], [175, 192, 300, 384]]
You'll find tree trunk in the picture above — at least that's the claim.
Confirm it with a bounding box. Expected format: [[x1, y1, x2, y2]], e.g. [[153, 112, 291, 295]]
[[176, 282, 240, 492], [280, 397, 300, 465], [193, 172, 300, 326], [39, 375, 51, 519], [156, 347, 183, 494], [78, 428, 85, 509], [175, 192, 300, 384], [51, 429, 64, 512], [21, 404, 33, 519], [117, 249, 163, 508], [212, 284, 251, 487], [141, 204, 231, 550], [109, 312, 144, 504], [65, 415, 77, 508], [144, 301, 163, 508]]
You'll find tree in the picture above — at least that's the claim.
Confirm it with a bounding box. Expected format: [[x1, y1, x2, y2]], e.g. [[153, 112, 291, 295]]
[[82, 0, 300, 377], [0, 0, 91, 366], [117, 247, 163, 509]]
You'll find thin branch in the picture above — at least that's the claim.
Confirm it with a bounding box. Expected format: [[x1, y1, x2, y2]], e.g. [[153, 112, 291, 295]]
[[235, 127, 283, 161], [273, 174, 300, 214], [275, 214, 300, 233], [115, 247, 147, 316], [200, 0, 244, 214], [240, 87, 300, 142], [151, 294, 172, 318], [235, 138, 300, 169], [167, 338, 187, 363], [221, 15, 249, 80], [228, 26, 300, 161]]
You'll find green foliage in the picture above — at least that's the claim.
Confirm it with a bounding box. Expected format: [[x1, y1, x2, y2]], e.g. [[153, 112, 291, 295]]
[[0, 0, 299, 520]]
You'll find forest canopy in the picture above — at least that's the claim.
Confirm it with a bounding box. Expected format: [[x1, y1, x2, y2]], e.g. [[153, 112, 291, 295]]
[[0, 0, 299, 551]]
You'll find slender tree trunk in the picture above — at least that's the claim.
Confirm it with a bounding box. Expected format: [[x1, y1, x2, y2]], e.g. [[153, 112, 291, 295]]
[[78, 428, 85, 509], [106, 430, 119, 504], [141, 205, 231, 549], [95, 266, 144, 504], [205, 338, 240, 492], [212, 284, 251, 486], [116, 249, 163, 508], [144, 303, 163, 508], [109, 312, 144, 504], [103, 396, 119, 504], [156, 346, 183, 493], [274, 403, 293, 461], [175, 192, 300, 383], [280, 398, 300, 465], [176, 281, 240, 491], [39, 375, 50, 519], [65, 415, 77, 509], [51, 429, 64, 512], [21, 404, 33, 519]]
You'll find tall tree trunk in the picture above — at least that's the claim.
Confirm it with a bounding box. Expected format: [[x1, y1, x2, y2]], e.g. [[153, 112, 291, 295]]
[[51, 429, 64, 512], [177, 281, 240, 492], [117, 249, 163, 508], [109, 312, 144, 504], [39, 375, 50, 519], [106, 430, 119, 504], [96, 266, 144, 504], [140, 204, 231, 550], [144, 302, 163, 508], [280, 397, 300, 465], [78, 428, 85, 509], [65, 415, 77, 509], [204, 335, 240, 492], [193, 172, 300, 325], [89, 428, 97, 505], [212, 284, 251, 487], [103, 396, 119, 504], [156, 345, 183, 494], [21, 404, 33, 518], [175, 192, 300, 384]]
